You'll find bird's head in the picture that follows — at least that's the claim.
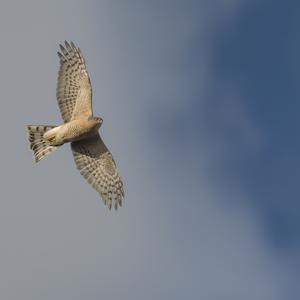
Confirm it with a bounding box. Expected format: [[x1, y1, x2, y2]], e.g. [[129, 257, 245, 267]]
[[88, 116, 103, 129], [93, 116, 103, 124]]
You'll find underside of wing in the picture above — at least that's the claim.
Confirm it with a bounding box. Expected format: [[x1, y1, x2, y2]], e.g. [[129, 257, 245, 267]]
[[71, 134, 124, 210], [56, 41, 93, 123]]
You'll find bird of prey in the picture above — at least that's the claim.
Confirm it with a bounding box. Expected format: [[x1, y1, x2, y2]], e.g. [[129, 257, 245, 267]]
[[27, 41, 124, 210]]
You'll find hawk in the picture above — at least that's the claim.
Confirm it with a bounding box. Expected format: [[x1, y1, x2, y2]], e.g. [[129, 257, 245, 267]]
[[27, 41, 124, 210]]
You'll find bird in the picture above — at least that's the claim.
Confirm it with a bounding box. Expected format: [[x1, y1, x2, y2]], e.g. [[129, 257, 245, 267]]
[[27, 41, 124, 210]]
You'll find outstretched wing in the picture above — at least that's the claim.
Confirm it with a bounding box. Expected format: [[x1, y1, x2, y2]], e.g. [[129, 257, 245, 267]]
[[56, 41, 92, 123], [71, 134, 124, 210]]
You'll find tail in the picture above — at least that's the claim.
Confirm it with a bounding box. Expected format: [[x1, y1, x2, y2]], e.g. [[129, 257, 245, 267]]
[[27, 125, 59, 163]]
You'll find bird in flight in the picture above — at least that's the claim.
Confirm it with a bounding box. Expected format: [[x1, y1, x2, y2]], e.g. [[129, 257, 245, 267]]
[[27, 41, 124, 210]]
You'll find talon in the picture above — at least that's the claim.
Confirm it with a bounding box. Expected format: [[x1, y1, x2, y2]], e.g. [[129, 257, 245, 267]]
[[48, 134, 56, 142], [43, 130, 56, 143]]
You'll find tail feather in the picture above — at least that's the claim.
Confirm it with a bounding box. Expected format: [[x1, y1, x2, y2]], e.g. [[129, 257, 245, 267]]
[[27, 125, 58, 162]]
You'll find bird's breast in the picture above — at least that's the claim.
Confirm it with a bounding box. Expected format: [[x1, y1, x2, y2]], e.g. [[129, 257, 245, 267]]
[[58, 119, 98, 143]]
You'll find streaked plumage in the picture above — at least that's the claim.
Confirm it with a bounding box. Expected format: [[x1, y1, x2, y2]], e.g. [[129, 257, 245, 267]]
[[27, 41, 124, 210], [56, 41, 92, 122]]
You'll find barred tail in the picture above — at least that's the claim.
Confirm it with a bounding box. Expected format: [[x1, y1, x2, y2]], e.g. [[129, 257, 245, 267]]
[[27, 125, 58, 163]]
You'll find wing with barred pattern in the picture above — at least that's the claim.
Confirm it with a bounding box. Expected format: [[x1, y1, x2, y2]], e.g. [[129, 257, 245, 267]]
[[71, 134, 124, 210], [56, 41, 92, 123]]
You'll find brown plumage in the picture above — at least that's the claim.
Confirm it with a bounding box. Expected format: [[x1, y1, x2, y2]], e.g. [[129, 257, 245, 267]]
[[26, 41, 124, 210]]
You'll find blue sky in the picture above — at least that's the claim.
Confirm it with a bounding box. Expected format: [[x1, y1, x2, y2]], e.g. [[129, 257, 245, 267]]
[[0, 0, 299, 299], [212, 0, 300, 250]]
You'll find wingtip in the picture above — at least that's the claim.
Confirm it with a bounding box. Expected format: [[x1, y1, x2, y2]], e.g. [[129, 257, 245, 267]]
[[59, 43, 66, 52], [64, 40, 71, 50]]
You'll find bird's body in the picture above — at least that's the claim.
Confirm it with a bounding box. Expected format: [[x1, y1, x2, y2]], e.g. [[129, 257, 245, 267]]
[[44, 117, 102, 146], [27, 41, 124, 210]]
